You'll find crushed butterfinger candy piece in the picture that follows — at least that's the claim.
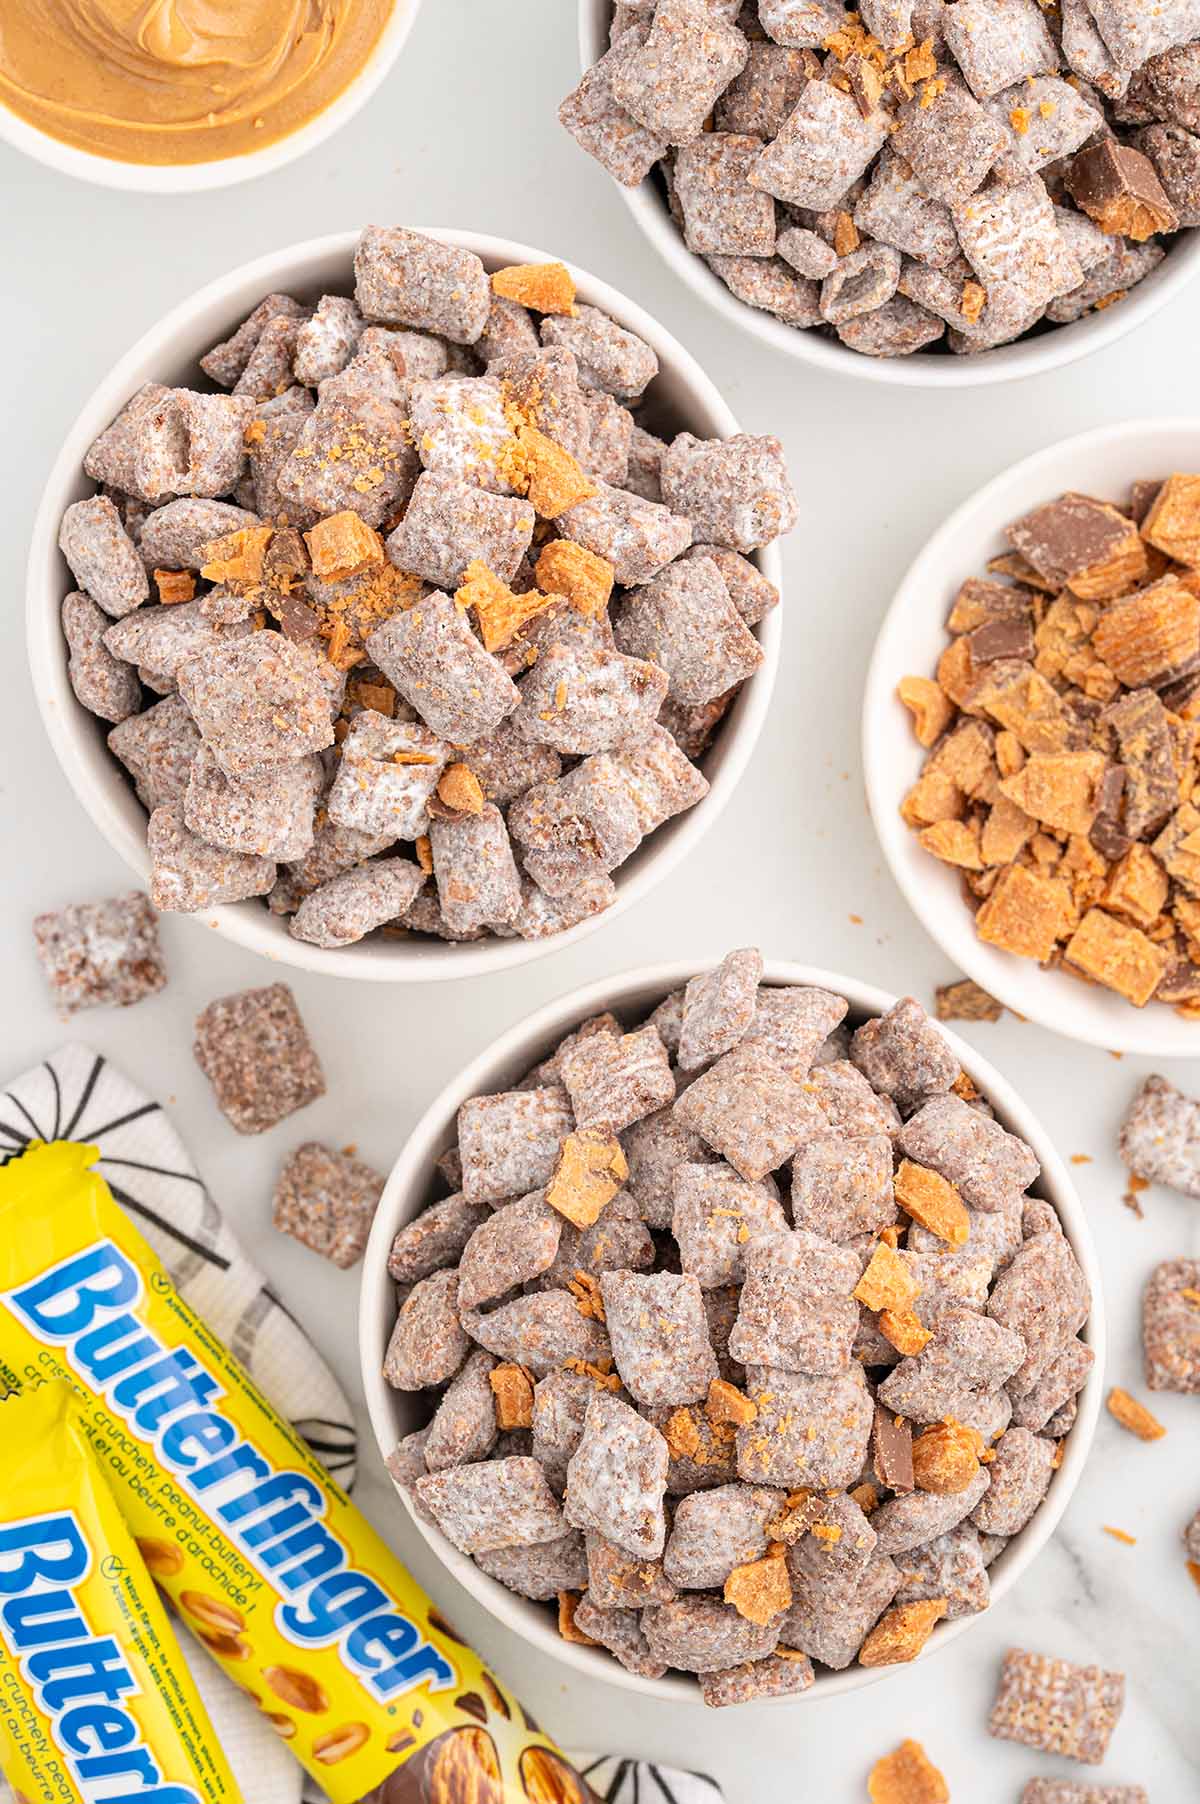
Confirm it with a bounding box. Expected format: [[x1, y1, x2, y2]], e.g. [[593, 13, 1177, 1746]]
[[517, 427, 597, 517], [568, 1269, 607, 1323], [490, 1362, 535, 1430], [199, 525, 274, 590], [976, 865, 1073, 962], [706, 1377, 758, 1427], [154, 568, 196, 605], [534, 538, 614, 616], [854, 1239, 921, 1312], [491, 262, 577, 315], [764, 1489, 825, 1545], [305, 510, 383, 581], [546, 1131, 628, 1229], [723, 1551, 792, 1625], [1064, 908, 1167, 1008], [1092, 578, 1200, 688], [663, 1406, 702, 1463], [437, 762, 486, 817], [557, 1590, 596, 1644], [1106, 1385, 1166, 1441], [858, 1598, 947, 1667], [456, 559, 554, 653], [879, 1309, 932, 1357], [894, 1160, 970, 1247], [910, 1419, 983, 1494], [1142, 474, 1200, 567], [897, 675, 954, 748], [867, 1738, 949, 1804]]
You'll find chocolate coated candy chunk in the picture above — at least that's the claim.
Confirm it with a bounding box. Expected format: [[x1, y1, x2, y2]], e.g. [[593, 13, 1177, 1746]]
[[1065, 138, 1179, 239]]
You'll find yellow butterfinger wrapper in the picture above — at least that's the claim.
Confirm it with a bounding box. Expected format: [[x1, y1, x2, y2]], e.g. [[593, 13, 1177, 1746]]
[[0, 1380, 239, 1804], [0, 1144, 597, 1804]]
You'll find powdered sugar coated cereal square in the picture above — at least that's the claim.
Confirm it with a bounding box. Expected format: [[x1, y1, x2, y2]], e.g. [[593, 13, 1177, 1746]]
[[564, 1391, 669, 1557], [560, 1024, 675, 1133], [289, 856, 425, 948], [327, 712, 448, 839], [416, 1457, 565, 1554], [33, 892, 166, 1014], [738, 1365, 875, 1488], [678, 947, 763, 1069], [601, 1269, 719, 1405], [675, 1044, 825, 1180], [729, 1230, 861, 1374], [354, 228, 490, 345], [988, 1647, 1126, 1763], [672, 1163, 788, 1288], [458, 1084, 573, 1203], [272, 1140, 385, 1269], [662, 434, 798, 554]]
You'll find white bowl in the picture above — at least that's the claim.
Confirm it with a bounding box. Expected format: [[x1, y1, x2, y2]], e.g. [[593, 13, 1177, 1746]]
[[27, 229, 782, 984], [864, 417, 1200, 1057], [578, 1, 1200, 390], [0, 1, 422, 193], [360, 957, 1104, 1705]]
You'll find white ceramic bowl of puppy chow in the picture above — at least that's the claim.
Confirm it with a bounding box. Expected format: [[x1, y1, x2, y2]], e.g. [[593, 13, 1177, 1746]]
[[577, 1, 1200, 390], [0, 0, 423, 193], [864, 418, 1200, 1057], [360, 957, 1104, 1706], [28, 228, 782, 984]]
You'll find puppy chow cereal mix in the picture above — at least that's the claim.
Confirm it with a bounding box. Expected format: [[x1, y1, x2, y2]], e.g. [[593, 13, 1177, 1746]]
[[382, 955, 1092, 1697], [59, 228, 795, 954], [562, 2, 1200, 358]]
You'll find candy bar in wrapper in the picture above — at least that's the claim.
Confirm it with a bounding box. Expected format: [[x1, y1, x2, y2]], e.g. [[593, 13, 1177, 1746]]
[[0, 1142, 599, 1804], [0, 1380, 237, 1804]]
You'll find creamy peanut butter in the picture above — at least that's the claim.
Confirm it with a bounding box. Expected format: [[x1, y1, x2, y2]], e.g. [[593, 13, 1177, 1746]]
[[0, 0, 395, 166]]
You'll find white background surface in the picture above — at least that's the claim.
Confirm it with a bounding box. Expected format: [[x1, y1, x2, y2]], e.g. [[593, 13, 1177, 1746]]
[[2, 2, 1198, 1797]]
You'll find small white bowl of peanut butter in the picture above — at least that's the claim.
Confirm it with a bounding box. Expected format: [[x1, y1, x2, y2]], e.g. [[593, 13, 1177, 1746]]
[[0, 0, 422, 191]]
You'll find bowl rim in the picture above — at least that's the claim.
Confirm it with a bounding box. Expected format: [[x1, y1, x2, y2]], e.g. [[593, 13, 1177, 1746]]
[[0, 0, 423, 193], [576, 0, 1200, 391], [358, 954, 1105, 1707], [26, 226, 782, 984], [863, 414, 1200, 1056]]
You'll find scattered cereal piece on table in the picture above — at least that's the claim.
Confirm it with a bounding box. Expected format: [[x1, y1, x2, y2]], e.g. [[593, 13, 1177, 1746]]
[[33, 892, 166, 1014], [988, 1647, 1126, 1764], [272, 1141, 384, 1268], [193, 982, 325, 1135]]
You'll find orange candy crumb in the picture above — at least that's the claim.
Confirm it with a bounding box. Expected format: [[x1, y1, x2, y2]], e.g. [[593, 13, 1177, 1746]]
[[491, 261, 577, 315], [1106, 1386, 1166, 1441], [489, 1363, 534, 1430], [723, 1552, 792, 1626], [858, 1598, 947, 1667], [867, 1738, 950, 1803]]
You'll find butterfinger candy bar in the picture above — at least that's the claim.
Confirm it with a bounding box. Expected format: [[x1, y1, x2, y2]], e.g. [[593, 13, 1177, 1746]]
[[0, 1143, 600, 1804], [0, 1381, 238, 1804]]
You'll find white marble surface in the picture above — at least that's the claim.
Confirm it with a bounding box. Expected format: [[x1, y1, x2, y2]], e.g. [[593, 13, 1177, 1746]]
[[1, 2, 1198, 1797]]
